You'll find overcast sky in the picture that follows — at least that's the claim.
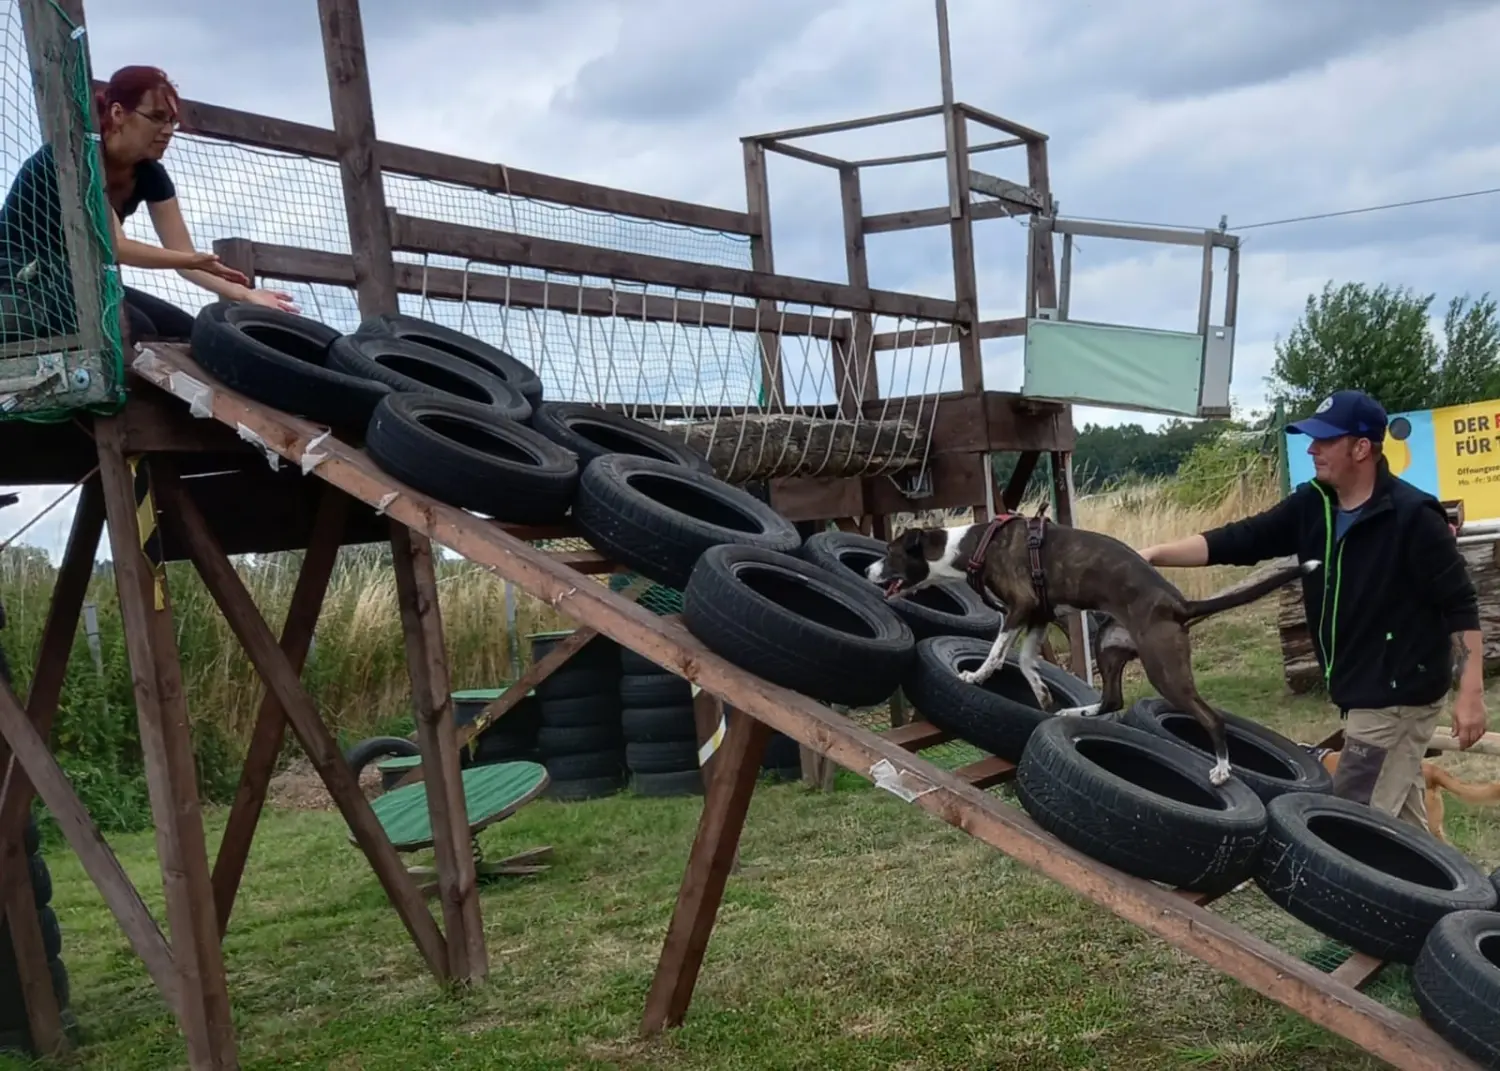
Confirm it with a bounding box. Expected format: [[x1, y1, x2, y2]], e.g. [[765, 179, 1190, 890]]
[[4, 0, 1499, 559]]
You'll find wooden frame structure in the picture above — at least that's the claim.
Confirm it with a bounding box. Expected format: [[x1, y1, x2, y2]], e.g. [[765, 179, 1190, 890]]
[[0, 1, 1480, 1068]]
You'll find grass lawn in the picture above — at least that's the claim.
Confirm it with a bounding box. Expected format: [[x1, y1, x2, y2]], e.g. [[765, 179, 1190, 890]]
[[6, 601, 1500, 1070]]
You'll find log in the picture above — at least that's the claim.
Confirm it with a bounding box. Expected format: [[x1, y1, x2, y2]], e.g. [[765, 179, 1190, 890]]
[[677, 413, 923, 483], [1277, 538, 1500, 694]]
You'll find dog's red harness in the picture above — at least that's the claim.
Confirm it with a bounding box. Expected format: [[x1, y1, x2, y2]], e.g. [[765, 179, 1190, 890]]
[[965, 503, 1051, 615]]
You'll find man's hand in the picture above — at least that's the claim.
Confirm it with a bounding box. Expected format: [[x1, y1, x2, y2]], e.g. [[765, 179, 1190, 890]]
[[1452, 688, 1487, 749], [1451, 629, 1487, 749]]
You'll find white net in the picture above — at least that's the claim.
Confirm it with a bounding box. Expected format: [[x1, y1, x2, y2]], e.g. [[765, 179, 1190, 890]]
[[109, 126, 958, 484]]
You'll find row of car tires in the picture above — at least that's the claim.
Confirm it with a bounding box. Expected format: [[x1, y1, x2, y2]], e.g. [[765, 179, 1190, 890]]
[[0, 814, 73, 1056], [1012, 710, 1500, 987], [195, 302, 1022, 716]]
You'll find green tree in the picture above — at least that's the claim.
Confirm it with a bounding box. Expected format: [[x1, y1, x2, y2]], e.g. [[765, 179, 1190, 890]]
[[1268, 281, 1500, 417], [1430, 293, 1500, 407], [1268, 281, 1438, 416]]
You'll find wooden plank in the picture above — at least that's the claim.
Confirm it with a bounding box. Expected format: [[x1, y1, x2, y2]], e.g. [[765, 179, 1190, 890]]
[[211, 485, 348, 936], [956, 101, 1048, 143], [871, 316, 1026, 351], [104, 90, 756, 235], [95, 422, 235, 1070], [0, 477, 102, 1055], [389, 213, 965, 324], [1027, 142, 1058, 316], [955, 755, 1015, 789], [947, 114, 983, 393], [153, 463, 451, 981], [1330, 952, 1387, 990], [319, 0, 397, 319], [837, 166, 878, 410], [390, 522, 487, 982], [768, 475, 865, 523], [640, 707, 771, 1033], [984, 392, 1076, 453], [999, 451, 1040, 511], [133, 345, 1481, 1071], [883, 720, 948, 751], [743, 104, 945, 144], [968, 169, 1045, 212], [863, 198, 1019, 235], [760, 140, 846, 169], [740, 139, 784, 409], [850, 137, 1026, 169], [246, 242, 847, 339], [18, 0, 107, 364]]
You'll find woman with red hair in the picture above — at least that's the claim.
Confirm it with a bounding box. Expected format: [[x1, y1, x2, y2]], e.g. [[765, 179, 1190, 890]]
[[0, 64, 297, 344]]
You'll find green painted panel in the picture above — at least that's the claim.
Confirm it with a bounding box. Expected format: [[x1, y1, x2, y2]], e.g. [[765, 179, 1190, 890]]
[[1022, 319, 1206, 416]]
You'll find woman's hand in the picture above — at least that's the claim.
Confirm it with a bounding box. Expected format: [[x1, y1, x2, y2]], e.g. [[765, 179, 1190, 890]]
[[239, 288, 301, 314], [182, 251, 249, 287]]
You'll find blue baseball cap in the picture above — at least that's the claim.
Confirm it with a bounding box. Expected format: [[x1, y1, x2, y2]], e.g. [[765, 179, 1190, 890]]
[[1286, 389, 1388, 441]]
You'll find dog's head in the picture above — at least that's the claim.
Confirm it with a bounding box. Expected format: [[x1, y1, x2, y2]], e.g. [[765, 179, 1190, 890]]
[[865, 526, 952, 598]]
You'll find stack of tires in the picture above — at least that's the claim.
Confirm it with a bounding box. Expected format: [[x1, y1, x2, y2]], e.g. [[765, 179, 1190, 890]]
[[0, 814, 73, 1055], [761, 732, 803, 782], [619, 649, 703, 797], [460, 688, 541, 766], [532, 631, 627, 801]]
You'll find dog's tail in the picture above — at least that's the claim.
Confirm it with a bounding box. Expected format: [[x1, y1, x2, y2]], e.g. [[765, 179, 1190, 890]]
[[1179, 559, 1320, 624], [1425, 763, 1500, 805]]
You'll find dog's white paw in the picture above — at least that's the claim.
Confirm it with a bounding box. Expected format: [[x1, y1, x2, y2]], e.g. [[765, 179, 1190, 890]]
[[1055, 703, 1102, 718], [957, 669, 982, 685], [1208, 759, 1232, 787]]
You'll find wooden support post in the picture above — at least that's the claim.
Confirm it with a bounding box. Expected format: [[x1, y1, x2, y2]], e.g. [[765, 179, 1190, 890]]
[[319, 0, 486, 981], [837, 165, 877, 416], [95, 421, 237, 1070], [1026, 139, 1058, 314], [1001, 451, 1040, 511], [151, 465, 450, 982], [18, 0, 106, 355], [389, 522, 487, 982], [211, 486, 349, 935], [641, 705, 771, 1034], [741, 140, 784, 409], [317, 0, 399, 319], [0, 477, 103, 1055], [947, 117, 983, 394], [1050, 450, 1088, 680]]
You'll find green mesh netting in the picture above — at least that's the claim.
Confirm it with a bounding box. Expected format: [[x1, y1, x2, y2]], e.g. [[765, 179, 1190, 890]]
[[0, 0, 126, 422]]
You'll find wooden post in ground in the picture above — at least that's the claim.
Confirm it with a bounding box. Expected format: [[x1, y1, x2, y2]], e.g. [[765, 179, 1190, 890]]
[[642, 705, 771, 1034], [317, 0, 486, 980], [0, 478, 103, 1055], [95, 421, 238, 1070]]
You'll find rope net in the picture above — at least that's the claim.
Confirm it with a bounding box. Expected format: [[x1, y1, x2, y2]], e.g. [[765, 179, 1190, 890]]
[[109, 125, 959, 486], [0, 0, 125, 421]]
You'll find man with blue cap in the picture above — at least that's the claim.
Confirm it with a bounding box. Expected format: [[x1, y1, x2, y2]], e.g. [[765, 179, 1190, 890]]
[[1139, 389, 1486, 831]]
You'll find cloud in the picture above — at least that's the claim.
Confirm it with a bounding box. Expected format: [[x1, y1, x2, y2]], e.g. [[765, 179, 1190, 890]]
[[6, 0, 1500, 560]]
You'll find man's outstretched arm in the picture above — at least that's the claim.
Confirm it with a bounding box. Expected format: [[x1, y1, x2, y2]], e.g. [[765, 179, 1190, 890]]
[[1140, 489, 1305, 568]]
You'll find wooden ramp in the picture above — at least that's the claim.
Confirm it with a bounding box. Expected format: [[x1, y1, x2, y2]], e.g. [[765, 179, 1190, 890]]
[[131, 343, 1481, 1071]]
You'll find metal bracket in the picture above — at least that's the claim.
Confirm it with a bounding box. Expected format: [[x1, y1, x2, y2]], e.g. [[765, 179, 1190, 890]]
[[889, 466, 935, 499]]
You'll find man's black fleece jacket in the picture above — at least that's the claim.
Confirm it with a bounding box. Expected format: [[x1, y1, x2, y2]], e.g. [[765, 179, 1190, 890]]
[[1200, 461, 1479, 712]]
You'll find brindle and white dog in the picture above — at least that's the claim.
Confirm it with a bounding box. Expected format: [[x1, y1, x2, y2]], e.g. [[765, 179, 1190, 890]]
[[867, 520, 1316, 786]]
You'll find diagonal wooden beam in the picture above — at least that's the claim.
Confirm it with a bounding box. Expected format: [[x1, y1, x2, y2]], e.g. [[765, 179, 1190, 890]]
[[0, 475, 102, 1055], [389, 522, 486, 982], [96, 420, 236, 1070], [152, 464, 450, 980], [211, 485, 349, 936], [0, 677, 180, 1009]]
